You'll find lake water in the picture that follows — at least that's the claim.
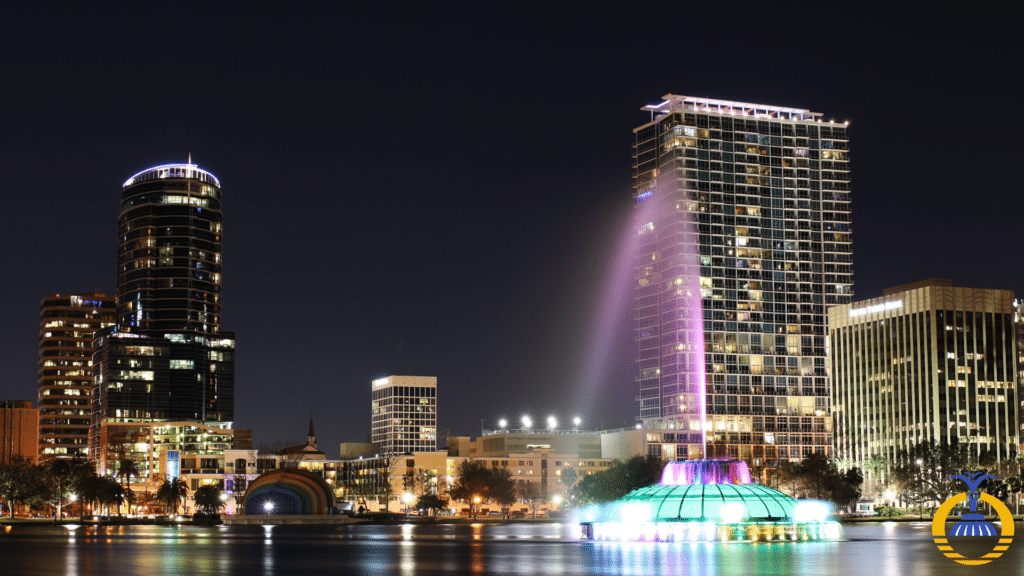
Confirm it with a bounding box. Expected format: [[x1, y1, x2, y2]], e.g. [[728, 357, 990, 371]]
[[0, 521, 1019, 575]]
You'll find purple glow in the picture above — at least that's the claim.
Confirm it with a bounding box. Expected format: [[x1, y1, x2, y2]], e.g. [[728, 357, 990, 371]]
[[660, 460, 753, 486]]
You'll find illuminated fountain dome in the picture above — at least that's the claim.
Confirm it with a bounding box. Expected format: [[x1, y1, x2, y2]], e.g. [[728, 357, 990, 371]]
[[580, 460, 840, 542]]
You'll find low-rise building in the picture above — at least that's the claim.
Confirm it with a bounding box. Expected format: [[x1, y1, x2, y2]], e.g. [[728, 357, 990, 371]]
[[1, 401, 38, 464]]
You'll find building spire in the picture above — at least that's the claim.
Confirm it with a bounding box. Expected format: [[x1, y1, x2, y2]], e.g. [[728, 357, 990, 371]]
[[307, 412, 316, 448]]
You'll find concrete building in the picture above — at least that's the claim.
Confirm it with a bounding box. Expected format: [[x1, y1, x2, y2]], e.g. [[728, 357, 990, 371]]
[[371, 375, 437, 454], [829, 279, 1019, 469], [37, 292, 116, 461], [633, 95, 851, 464], [448, 429, 602, 460], [1, 401, 39, 464]]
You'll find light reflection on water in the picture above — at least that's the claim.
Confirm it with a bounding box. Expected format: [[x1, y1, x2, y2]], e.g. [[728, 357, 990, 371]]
[[0, 521, 1017, 575]]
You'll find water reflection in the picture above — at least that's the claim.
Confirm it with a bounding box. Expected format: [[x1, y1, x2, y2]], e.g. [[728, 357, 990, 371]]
[[0, 521, 1016, 575]]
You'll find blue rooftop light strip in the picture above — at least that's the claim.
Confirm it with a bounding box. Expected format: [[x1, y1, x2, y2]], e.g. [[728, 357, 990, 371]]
[[123, 163, 221, 188]]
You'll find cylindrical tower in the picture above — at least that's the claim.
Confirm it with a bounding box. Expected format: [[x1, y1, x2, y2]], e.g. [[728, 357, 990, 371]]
[[117, 163, 223, 336]]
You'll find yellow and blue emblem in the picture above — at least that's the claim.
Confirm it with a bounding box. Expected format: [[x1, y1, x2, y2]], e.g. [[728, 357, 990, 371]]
[[932, 472, 1014, 566]]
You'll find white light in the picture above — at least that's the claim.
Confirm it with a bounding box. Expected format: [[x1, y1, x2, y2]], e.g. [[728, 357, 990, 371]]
[[849, 300, 902, 317], [573, 417, 581, 427], [619, 503, 650, 524], [793, 501, 830, 523], [498, 418, 507, 429], [635, 423, 642, 429], [263, 502, 275, 513], [521, 416, 532, 429], [547, 416, 557, 430], [719, 502, 747, 524]]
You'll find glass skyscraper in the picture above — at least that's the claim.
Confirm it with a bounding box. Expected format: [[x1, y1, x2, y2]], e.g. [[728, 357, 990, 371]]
[[633, 95, 852, 464], [91, 162, 235, 466]]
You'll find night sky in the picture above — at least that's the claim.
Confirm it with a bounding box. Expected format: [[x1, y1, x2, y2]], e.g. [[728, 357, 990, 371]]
[[2, 4, 1018, 453]]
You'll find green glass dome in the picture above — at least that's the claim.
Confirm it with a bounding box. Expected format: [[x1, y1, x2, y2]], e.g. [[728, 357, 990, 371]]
[[614, 482, 798, 522]]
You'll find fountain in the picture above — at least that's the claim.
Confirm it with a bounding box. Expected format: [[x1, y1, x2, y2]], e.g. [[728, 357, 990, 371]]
[[580, 459, 840, 542], [578, 170, 839, 542]]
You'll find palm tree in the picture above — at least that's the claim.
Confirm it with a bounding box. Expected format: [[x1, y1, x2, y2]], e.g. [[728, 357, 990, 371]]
[[116, 459, 141, 490], [156, 478, 189, 515], [192, 485, 226, 515]]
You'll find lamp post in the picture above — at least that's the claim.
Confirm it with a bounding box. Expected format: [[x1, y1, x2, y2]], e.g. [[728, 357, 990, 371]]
[[473, 496, 481, 520], [403, 492, 413, 517], [915, 459, 924, 520], [264, 501, 276, 516]]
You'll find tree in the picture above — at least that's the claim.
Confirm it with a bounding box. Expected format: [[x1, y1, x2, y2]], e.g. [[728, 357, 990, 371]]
[[0, 456, 42, 517], [448, 460, 516, 518], [44, 458, 94, 521], [574, 455, 665, 504], [560, 466, 578, 493], [516, 480, 544, 518], [156, 478, 189, 515], [193, 485, 226, 515], [450, 460, 493, 518], [116, 458, 141, 489], [488, 468, 517, 517], [414, 494, 446, 517], [890, 439, 977, 514]]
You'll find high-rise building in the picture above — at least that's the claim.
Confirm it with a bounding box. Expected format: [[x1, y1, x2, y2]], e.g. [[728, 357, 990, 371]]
[[371, 375, 437, 454], [633, 95, 852, 464], [117, 163, 223, 336], [1, 401, 39, 464], [830, 279, 1019, 468], [37, 292, 116, 460], [91, 162, 235, 473]]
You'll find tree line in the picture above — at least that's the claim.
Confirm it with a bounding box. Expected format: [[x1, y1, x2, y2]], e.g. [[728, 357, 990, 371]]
[[0, 456, 227, 519]]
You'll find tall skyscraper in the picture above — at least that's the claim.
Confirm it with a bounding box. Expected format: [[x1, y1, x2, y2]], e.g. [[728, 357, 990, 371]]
[[633, 95, 852, 464], [830, 280, 1019, 467], [37, 292, 115, 460], [91, 162, 235, 470], [117, 163, 223, 336], [371, 375, 437, 454]]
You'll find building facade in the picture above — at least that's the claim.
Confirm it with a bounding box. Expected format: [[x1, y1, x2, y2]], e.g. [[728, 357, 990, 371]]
[[91, 162, 236, 474], [37, 292, 115, 460], [1, 401, 39, 464], [633, 95, 852, 464], [371, 375, 437, 454], [117, 163, 223, 337], [829, 279, 1019, 469]]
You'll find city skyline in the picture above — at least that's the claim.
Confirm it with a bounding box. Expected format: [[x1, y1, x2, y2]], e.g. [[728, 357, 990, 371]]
[[2, 5, 1019, 453]]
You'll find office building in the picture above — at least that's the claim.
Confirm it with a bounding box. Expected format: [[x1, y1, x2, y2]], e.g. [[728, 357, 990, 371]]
[[1, 401, 39, 464], [37, 292, 115, 460], [91, 162, 236, 474], [830, 279, 1019, 468], [371, 375, 437, 454], [633, 95, 852, 463]]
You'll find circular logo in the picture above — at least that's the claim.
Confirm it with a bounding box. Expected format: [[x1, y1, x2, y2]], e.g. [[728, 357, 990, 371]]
[[932, 492, 1014, 566]]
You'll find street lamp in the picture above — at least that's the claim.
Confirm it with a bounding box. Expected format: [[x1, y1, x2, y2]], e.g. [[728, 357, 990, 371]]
[[572, 417, 581, 431], [521, 416, 532, 430], [263, 501, 276, 515], [403, 492, 413, 517], [547, 416, 557, 431], [915, 459, 924, 520], [473, 496, 481, 520], [498, 418, 507, 430]]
